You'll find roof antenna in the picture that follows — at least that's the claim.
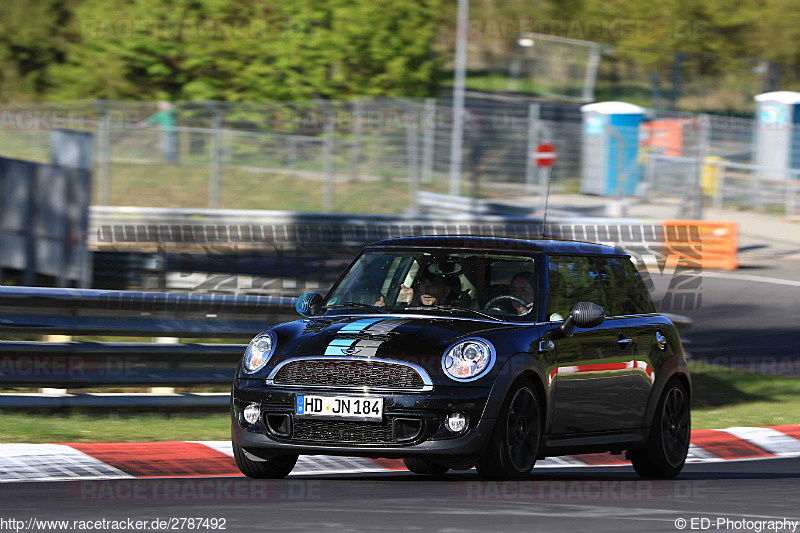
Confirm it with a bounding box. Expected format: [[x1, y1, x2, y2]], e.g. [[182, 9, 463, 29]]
[[540, 166, 553, 239]]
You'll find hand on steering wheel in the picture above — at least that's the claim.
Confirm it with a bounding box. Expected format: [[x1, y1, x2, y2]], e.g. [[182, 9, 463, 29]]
[[483, 295, 533, 315]]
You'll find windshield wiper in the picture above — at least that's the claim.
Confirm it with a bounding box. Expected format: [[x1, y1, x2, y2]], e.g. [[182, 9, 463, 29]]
[[321, 301, 389, 313], [404, 304, 503, 322]]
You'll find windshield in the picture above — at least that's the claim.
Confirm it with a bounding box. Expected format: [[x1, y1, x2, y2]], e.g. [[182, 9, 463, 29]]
[[324, 249, 539, 321]]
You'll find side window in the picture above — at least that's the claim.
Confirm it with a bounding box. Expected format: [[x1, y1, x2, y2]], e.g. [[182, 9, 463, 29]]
[[598, 256, 656, 316], [546, 256, 608, 321], [624, 257, 656, 314]]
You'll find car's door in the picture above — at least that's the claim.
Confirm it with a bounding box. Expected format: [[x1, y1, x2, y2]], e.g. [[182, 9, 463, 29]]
[[545, 255, 630, 434], [597, 255, 661, 428]]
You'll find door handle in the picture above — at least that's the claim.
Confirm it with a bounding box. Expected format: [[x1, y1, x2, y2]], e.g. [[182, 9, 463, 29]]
[[616, 338, 633, 348]]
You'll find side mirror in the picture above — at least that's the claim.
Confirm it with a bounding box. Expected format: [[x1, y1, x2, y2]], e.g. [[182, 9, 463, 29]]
[[560, 302, 605, 337], [295, 292, 323, 316]]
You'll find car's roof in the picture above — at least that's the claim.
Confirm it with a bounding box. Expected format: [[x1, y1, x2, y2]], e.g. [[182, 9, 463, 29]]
[[367, 236, 628, 255]]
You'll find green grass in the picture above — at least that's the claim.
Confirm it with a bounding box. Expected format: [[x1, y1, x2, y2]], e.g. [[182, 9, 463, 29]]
[[0, 360, 796, 443], [0, 412, 231, 443], [98, 161, 449, 214], [689, 361, 800, 429]]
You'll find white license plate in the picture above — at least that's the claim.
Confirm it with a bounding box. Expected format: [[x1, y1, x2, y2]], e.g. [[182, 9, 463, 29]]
[[295, 394, 383, 421]]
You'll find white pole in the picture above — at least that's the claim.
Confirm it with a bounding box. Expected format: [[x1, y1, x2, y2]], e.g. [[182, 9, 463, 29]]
[[449, 0, 469, 196], [525, 103, 540, 194], [422, 98, 435, 184]]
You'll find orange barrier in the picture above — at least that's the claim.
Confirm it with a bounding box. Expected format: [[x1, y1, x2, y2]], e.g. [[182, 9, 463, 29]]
[[662, 220, 738, 270], [640, 118, 699, 157]]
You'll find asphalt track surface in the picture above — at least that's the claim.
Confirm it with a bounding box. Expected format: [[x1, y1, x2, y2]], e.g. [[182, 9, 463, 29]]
[[0, 457, 797, 532], [676, 259, 800, 366]]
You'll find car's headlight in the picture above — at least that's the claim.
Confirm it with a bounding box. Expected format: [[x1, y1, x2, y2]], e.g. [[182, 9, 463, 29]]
[[442, 338, 495, 381], [242, 332, 276, 373]]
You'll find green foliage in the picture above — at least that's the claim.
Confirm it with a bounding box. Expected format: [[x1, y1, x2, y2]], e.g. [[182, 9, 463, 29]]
[[42, 0, 443, 102], [2, 0, 800, 104], [0, 0, 74, 102]]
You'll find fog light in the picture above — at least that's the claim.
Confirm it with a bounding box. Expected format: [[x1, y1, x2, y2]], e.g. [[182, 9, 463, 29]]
[[243, 403, 260, 425], [445, 412, 468, 433]]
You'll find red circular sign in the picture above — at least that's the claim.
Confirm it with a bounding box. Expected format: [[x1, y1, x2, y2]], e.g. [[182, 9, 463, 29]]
[[533, 143, 557, 167]]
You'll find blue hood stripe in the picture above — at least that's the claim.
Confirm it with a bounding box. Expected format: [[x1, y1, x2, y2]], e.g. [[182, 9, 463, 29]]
[[338, 318, 384, 333], [324, 338, 357, 355]]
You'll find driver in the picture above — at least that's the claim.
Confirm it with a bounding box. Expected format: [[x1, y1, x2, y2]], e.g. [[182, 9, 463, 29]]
[[374, 273, 459, 307], [509, 271, 536, 315], [416, 273, 459, 306]]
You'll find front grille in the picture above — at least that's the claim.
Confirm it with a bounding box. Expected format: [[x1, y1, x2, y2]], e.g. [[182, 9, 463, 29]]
[[273, 359, 425, 389], [290, 418, 396, 444]]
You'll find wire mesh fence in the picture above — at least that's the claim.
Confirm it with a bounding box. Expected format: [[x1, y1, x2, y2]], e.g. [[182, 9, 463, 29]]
[[0, 96, 799, 216]]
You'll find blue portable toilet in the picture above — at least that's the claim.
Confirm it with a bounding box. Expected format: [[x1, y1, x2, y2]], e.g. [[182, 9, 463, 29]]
[[754, 91, 800, 178], [580, 101, 645, 196]]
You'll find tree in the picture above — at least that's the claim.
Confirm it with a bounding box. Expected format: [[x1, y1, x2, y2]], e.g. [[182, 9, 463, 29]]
[[47, 0, 443, 102], [0, 0, 73, 103]]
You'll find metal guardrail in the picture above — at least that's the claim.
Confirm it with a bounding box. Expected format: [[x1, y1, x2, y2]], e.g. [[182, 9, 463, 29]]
[[0, 286, 296, 337], [0, 341, 247, 387], [0, 286, 297, 408], [0, 285, 692, 409]]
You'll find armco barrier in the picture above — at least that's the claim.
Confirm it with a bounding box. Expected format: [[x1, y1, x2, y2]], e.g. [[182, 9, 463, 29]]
[[662, 220, 738, 270], [0, 286, 691, 408], [0, 287, 296, 398]]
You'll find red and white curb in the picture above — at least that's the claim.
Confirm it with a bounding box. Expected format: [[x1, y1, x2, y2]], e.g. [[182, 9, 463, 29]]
[[1, 425, 798, 483]]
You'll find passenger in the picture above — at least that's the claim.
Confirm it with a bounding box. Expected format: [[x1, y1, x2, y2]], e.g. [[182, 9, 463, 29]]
[[509, 271, 536, 315]]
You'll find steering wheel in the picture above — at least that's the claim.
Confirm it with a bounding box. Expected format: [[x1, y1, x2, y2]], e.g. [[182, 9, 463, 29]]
[[483, 295, 533, 315]]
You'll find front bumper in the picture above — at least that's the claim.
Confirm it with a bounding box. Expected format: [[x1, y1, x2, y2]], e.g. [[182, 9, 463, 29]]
[[231, 378, 495, 460]]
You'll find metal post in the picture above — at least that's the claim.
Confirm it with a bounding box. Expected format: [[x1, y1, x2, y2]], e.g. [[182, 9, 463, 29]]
[[351, 98, 362, 182], [324, 115, 334, 212], [96, 100, 111, 205], [538, 122, 551, 215], [422, 98, 435, 184], [525, 103, 540, 194], [714, 162, 725, 210], [752, 162, 762, 211], [694, 114, 710, 218], [582, 43, 602, 103], [670, 52, 683, 110], [407, 125, 419, 211], [757, 59, 771, 93], [209, 108, 222, 209], [287, 135, 296, 168], [642, 153, 655, 202], [449, 0, 469, 196], [508, 40, 521, 92], [469, 123, 482, 208]]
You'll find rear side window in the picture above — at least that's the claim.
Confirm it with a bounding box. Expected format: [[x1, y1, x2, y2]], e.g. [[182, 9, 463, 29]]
[[598, 256, 656, 316], [546, 256, 608, 320]]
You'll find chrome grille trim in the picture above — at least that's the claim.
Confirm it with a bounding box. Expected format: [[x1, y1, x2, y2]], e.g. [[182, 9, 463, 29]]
[[265, 356, 434, 392]]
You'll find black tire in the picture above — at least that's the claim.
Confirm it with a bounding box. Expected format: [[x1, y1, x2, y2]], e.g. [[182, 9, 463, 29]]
[[232, 437, 298, 479], [402, 457, 450, 476], [631, 379, 690, 479], [476, 379, 542, 479]]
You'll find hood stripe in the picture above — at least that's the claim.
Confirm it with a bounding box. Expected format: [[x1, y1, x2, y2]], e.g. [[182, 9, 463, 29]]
[[326, 319, 409, 357], [338, 318, 384, 333], [324, 338, 357, 355]]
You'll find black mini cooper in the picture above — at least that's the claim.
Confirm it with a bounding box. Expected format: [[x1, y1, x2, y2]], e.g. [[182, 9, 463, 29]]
[[231, 237, 691, 479]]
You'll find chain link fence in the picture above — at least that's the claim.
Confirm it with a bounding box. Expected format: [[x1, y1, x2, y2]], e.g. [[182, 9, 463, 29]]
[[0, 96, 798, 216]]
